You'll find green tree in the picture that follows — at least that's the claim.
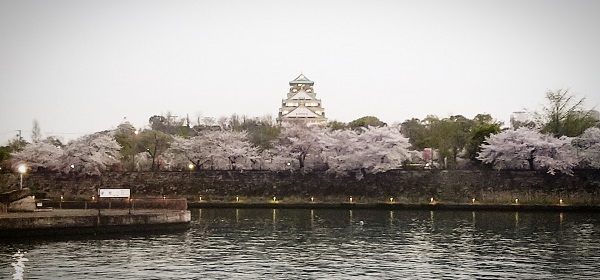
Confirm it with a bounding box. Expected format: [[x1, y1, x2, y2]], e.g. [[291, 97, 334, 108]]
[[348, 116, 386, 129], [424, 115, 473, 167], [245, 122, 281, 151], [149, 115, 168, 132], [327, 120, 347, 131], [138, 130, 172, 171], [472, 113, 495, 125], [466, 123, 502, 161], [465, 114, 503, 161], [113, 122, 138, 170], [225, 114, 281, 151], [149, 113, 193, 136], [411, 114, 502, 168], [447, 115, 473, 162], [427, 117, 454, 165], [0, 145, 13, 170], [538, 89, 598, 137], [8, 137, 27, 153], [400, 118, 429, 149]]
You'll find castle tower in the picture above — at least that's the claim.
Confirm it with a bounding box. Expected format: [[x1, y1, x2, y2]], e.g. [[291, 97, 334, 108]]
[[277, 74, 327, 125]]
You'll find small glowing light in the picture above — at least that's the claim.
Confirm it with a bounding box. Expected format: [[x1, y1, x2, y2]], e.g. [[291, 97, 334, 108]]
[[515, 198, 519, 204], [389, 197, 394, 203], [70, 164, 75, 169], [17, 164, 26, 174], [430, 197, 434, 203], [91, 196, 95, 200], [60, 195, 64, 201], [188, 163, 194, 170], [472, 198, 476, 204], [559, 199, 563, 205], [199, 196, 202, 201], [273, 196, 277, 202], [236, 196, 239, 202], [163, 195, 166, 200], [310, 196, 314, 202], [349, 196, 353, 203]]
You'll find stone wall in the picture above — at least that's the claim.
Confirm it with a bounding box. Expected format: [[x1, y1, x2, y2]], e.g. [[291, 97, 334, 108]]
[[1, 169, 599, 204]]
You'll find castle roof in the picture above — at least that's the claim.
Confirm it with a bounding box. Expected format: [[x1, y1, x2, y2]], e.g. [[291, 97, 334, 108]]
[[289, 74, 314, 85], [290, 91, 314, 100], [285, 107, 320, 118]]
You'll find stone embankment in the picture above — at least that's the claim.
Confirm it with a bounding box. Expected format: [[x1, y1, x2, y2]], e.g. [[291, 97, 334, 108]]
[[1, 169, 599, 205], [187, 201, 600, 213]]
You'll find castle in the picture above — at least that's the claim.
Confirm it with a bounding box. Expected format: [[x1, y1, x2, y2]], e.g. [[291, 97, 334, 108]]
[[277, 74, 327, 125]]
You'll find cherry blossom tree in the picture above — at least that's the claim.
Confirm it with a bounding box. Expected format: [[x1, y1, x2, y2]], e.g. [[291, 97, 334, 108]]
[[212, 130, 259, 170], [60, 133, 121, 176], [274, 124, 325, 171], [319, 128, 358, 172], [477, 127, 578, 175], [158, 147, 186, 171], [169, 130, 259, 170], [10, 141, 64, 172], [169, 135, 210, 169], [320, 126, 411, 178], [572, 127, 600, 168], [259, 149, 293, 171]]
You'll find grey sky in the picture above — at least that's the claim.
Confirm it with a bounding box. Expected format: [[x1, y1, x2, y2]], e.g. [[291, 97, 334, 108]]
[[1, 0, 599, 145]]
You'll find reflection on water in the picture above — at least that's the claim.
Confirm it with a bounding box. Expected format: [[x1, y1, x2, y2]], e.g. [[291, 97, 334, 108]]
[[2, 209, 600, 279], [11, 250, 28, 280]]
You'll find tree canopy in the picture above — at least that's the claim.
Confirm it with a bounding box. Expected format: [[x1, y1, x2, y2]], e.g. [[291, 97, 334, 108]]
[[3, 89, 599, 176], [538, 89, 598, 137], [348, 116, 386, 129], [477, 128, 578, 175]]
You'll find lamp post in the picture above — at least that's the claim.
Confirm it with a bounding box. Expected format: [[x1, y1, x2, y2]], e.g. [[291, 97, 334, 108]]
[[17, 164, 26, 190], [132, 129, 139, 171]]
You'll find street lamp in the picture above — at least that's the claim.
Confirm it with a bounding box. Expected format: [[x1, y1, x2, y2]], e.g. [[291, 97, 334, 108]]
[[17, 164, 26, 190], [132, 129, 140, 171]]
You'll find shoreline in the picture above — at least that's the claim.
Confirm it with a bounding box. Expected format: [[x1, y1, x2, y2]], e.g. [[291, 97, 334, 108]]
[[188, 201, 600, 212], [2, 202, 598, 238]]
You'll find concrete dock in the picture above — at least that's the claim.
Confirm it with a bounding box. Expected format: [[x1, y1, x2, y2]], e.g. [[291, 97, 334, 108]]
[[0, 209, 191, 238]]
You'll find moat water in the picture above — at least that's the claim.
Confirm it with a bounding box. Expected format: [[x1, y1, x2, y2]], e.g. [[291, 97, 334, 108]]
[[2, 209, 599, 279]]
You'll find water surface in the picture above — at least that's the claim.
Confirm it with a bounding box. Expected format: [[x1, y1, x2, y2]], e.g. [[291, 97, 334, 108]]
[[2, 209, 599, 279]]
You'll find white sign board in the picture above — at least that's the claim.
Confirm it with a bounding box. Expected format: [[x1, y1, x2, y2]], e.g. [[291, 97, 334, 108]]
[[99, 188, 131, 198]]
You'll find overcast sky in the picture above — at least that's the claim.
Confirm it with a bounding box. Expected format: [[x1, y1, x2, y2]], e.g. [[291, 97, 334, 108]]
[[1, 0, 599, 145]]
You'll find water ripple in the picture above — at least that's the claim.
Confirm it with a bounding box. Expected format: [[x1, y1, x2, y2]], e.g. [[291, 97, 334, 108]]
[[1, 210, 599, 279]]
